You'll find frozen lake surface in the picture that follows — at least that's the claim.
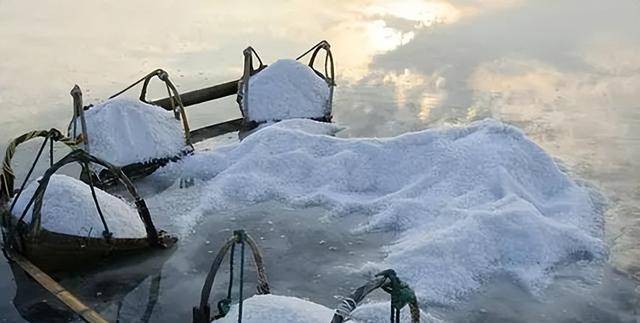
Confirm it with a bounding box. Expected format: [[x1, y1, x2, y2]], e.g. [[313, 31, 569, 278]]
[[1, 0, 639, 322]]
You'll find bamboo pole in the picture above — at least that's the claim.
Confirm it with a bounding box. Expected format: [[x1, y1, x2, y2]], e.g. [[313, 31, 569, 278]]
[[6, 251, 109, 323]]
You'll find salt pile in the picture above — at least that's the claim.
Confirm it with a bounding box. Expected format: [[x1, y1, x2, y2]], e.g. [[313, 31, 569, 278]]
[[71, 98, 186, 166], [217, 295, 437, 323], [11, 174, 146, 238], [166, 118, 605, 305], [217, 295, 331, 323], [245, 59, 330, 122]]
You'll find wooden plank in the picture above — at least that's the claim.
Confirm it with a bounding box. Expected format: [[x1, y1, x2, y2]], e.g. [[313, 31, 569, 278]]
[[189, 118, 243, 143], [6, 251, 109, 323], [152, 80, 238, 110]]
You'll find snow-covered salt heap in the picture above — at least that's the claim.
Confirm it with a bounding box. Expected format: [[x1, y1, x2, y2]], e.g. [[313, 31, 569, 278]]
[[11, 174, 146, 238], [165, 118, 605, 305], [246, 59, 330, 122], [217, 295, 331, 323], [217, 295, 437, 323], [73, 98, 185, 166]]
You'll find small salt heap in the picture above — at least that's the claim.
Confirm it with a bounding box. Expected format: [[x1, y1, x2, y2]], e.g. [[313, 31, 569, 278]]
[[217, 294, 437, 323], [72, 98, 186, 167], [245, 59, 330, 123], [11, 174, 146, 238]]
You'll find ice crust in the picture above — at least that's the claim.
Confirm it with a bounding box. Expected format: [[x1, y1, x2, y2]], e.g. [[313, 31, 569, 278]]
[[246, 59, 330, 122], [11, 174, 146, 238], [73, 98, 185, 166], [167, 118, 605, 305]]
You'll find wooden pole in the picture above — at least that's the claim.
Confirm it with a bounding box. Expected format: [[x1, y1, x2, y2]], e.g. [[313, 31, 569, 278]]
[[6, 251, 109, 323], [152, 80, 238, 110]]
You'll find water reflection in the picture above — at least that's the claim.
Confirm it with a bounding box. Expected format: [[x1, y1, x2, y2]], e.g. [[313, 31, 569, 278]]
[[7, 262, 76, 322], [6, 249, 171, 323], [1, 0, 640, 322], [0, 0, 516, 136]]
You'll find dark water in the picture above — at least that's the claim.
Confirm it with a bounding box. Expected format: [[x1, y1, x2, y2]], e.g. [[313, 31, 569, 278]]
[[1, 0, 640, 322]]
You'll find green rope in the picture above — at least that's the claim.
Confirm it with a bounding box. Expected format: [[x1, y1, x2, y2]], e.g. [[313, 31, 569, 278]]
[[238, 231, 245, 323], [214, 240, 235, 319], [331, 269, 420, 323], [194, 230, 269, 323], [109, 69, 191, 145], [212, 230, 247, 322], [376, 269, 418, 323]]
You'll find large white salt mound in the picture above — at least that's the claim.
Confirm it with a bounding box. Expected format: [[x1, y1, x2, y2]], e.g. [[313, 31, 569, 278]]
[[217, 294, 438, 323], [11, 174, 146, 238], [72, 98, 185, 166], [246, 59, 330, 122], [169, 118, 605, 305], [217, 295, 331, 323]]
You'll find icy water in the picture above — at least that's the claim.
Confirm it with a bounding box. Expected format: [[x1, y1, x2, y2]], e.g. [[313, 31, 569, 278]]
[[1, 0, 640, 322]]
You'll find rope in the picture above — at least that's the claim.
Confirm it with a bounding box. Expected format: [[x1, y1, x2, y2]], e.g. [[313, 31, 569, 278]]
[[216, 230, 246, 323], [238, 234, 245, 323], [3, 135, 50, 249], [1, 129, 77, 203], [82, 162, 111, 239], [214, 239, 236, 319], [243, 47, 265, 71], [215, 232, 247, 323], [296, 40, 335, 86], [378, 269, 419, 323], [295, 40, 327, 60], [330, 269, 421, 323], [1, 129, 78, 246], [298, 40, 335, 119], [4, 149, 170, 250], [2, 131, 46, 199], [8, 136, 49, 213], [238, 41, 335, 132], [334, 297, 357, 319], [109, 70, 157, 100], [193, 230, 270, 323], [108, 69, 191, 145], [49, 138, 54, 167], [227, 241, 236, 305]]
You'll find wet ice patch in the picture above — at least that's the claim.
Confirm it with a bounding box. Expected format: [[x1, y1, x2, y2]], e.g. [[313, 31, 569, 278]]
[[11, 174, 146, 238], [246, 59, 330, 122], [168, 118, 605, 304], [144, 179, 206, 239], [72, 98, 185, 166]]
